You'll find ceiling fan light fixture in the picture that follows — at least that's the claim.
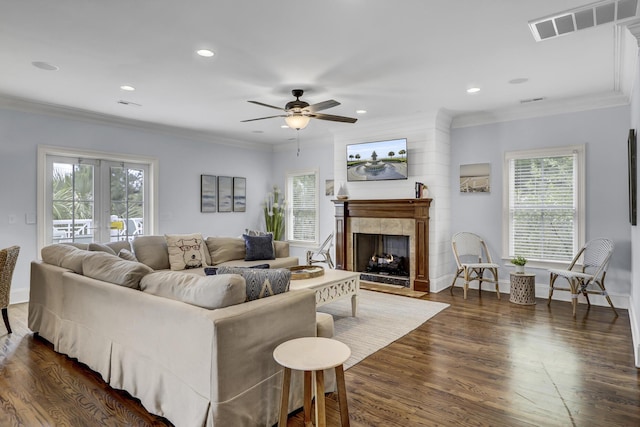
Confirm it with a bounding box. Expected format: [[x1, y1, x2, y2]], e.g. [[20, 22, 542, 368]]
[[285, 114, 310, 130]]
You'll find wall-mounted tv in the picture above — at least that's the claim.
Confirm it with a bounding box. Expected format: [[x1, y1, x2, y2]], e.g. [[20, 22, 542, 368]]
[[346, 138, 408, 181]]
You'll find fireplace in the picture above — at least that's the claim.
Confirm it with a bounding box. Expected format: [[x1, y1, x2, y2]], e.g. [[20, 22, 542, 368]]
[[333, 199, 431, 291], [354, 233, 410, 287]]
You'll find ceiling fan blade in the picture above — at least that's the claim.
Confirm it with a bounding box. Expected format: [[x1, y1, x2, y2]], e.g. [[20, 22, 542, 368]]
[[306, 99, 340, 113], [247, 100, 286, 111], [241, 115, 286, 122], [309, 113, 358, 123]]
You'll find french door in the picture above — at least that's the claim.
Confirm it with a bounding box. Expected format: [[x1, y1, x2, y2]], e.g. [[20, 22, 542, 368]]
[[38, 146, 156, 249]]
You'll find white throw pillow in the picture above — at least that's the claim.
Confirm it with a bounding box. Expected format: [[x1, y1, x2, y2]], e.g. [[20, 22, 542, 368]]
[[165, 233, 210, 270]]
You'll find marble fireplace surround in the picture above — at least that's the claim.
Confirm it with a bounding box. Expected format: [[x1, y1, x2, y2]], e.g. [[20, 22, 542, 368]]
[[333, 199, 431, 292]]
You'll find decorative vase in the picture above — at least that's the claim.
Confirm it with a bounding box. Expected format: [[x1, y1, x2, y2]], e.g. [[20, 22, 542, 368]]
[[515, 265, 525, 274]]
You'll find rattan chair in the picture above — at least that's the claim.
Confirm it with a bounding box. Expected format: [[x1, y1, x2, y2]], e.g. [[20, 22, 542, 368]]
[[306, 232, 334, 269], [547, 238, 616, 317], [0, 245, 20, 334], [449, 232, 500, 300]]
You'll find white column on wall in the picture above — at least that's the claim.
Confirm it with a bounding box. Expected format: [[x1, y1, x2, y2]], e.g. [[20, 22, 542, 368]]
[[624, 19, 640, 367], [332, 110, 452, 290]]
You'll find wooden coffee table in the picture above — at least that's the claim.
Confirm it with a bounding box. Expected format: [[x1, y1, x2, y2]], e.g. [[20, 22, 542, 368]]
[[289, 269, 360, 316]]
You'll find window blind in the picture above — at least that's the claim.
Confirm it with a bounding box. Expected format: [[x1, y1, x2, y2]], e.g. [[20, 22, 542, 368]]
[[509, 153, 577, 261], [287, 172, 318, 243]]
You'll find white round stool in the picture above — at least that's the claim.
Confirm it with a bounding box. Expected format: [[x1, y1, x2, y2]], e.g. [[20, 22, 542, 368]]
[[274, 337, 351, 426]]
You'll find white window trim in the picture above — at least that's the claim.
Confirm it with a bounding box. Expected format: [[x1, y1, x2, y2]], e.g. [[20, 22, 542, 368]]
[[285, 168, 320, 247], [37, 145, 159, 252], [502, 144, 585, 269]]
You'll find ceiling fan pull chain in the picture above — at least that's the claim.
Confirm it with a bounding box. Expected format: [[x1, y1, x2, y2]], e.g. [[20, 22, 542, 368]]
[[297, 130, 300, 157]]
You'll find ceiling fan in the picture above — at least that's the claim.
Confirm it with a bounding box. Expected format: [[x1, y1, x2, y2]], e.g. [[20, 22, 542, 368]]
[[241, 89, 357, 130]]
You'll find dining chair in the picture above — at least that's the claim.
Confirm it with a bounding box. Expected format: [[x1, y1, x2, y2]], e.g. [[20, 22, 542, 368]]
[[449, 232, 500, 299], [547, 238, 616, 317]]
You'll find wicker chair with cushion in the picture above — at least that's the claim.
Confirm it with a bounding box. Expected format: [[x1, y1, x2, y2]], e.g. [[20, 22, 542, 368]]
[[449, 232, 500, 300], [547, 238, 616, 317], [0, 245, 20, 334]]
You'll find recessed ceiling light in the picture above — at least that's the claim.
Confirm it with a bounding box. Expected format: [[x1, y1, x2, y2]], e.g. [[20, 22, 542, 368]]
[[196, 49, 215, 57], [509, 78, 529, 84], [356, 110, 367, 114], [32, 61, 59, 71], [281, 125, 289, 129], [120, 85, 135, 91], [466, 87, 481, 94]]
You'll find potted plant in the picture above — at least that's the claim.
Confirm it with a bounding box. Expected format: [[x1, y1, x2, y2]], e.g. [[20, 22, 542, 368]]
[[511, 255, 527, 274]]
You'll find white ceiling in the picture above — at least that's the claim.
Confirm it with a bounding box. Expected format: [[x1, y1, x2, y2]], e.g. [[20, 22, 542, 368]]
[[0, 0, 637, 146]]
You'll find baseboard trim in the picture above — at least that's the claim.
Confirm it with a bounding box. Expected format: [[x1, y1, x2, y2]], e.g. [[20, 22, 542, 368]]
[[629, 299, 640, 368], [10, 289, 29, 305]]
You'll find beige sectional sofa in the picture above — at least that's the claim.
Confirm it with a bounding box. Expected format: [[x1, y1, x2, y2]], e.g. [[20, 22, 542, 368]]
[[28, 235, 320, 427]]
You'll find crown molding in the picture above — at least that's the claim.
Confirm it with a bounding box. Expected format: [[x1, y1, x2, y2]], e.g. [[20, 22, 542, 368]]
[[0, 94, 273, 152], [451, 91, 630, 128]]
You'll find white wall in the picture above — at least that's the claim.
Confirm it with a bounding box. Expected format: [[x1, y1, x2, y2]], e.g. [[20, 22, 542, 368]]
[[450, 105, 632, 308], [332, 112, 452, 289], [270, 137, 336, 264], [0, 107, 273, 303], [629, 48, 640, 367]]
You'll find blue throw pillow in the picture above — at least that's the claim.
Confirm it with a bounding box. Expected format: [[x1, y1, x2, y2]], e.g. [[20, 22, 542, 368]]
[[243, 234, 275, 261], [216, 266, 290, 300]]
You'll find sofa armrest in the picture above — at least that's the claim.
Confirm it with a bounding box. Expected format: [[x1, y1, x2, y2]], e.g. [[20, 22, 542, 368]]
[[205, 289, 316, 402]]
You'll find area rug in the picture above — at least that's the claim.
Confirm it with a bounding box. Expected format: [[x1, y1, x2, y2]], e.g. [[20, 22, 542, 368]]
[[317, 289, 449, 369]]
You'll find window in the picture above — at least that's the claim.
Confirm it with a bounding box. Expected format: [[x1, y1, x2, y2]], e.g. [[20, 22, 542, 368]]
[[286, 170, 319, 245], [38, 146, 157, 250], [503, 145, 585, 264]]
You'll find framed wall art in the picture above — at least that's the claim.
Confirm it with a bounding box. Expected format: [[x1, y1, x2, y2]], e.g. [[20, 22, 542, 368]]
[[460, 163, 490, 193], [233, 177, 246, 212], [200, 174, 217, 212], [217, 176, 233, 212]]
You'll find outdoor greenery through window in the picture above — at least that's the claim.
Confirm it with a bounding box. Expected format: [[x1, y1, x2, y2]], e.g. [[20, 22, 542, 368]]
[[504, 145, 584, 263], [39, 146, 155, 249], [286, 170, 319, 245]]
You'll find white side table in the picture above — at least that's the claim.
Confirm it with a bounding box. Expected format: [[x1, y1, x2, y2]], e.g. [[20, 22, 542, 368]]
[[274, 337, 351, 426]]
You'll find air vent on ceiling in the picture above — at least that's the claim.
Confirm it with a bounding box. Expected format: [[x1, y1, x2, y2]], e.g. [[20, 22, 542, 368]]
[[529, 0, 638, 41]]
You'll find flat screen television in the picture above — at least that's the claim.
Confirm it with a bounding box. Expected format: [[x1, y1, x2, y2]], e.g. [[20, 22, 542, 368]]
[[346, 138, 408, 181]]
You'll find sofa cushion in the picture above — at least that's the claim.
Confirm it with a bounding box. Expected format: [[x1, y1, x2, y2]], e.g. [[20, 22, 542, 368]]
[[242, 234, 275, 261], [41, 244, 87, 274], [244, 229, 272, 237], [105, 240, 133, 254], [132, 236, 170, 270], [274, 240, 289, 258], [82, 252, 153, 289], [165, 233, 210, 270], [118, 248, 138, 262], [206, 237, 246, 265], [88, 242, 117, 255], [216, 266, 290, 301], [140, 271, 246, 309]]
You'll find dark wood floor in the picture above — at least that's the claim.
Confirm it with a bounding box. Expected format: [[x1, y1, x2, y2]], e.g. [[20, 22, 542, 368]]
[[1, 290, 638, 426]]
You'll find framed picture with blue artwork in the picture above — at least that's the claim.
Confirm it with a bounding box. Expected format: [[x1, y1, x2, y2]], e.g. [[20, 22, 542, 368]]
[[218, 176, 233, 212], [233, 177, 246, 212], [201, 175, 216, 212]]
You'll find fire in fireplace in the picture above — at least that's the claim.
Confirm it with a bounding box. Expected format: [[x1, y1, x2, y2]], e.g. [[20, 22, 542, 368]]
[[354, 233, 410, 287], [367, 253, 408, 276]]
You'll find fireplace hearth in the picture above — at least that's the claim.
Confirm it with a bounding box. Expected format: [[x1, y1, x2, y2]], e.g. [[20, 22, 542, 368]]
[[354, 232, 410, 286], [333, 199, 431, 291]]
